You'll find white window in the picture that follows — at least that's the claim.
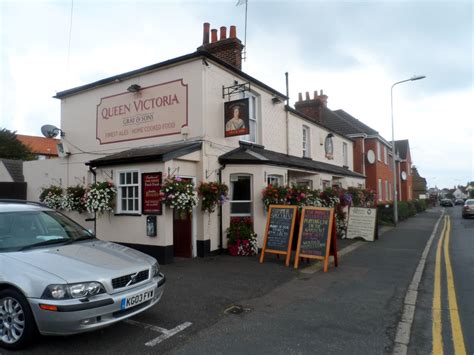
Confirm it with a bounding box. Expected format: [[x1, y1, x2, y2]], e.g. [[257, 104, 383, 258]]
[[117, 170, 140, 214], [297, 179, 313, 189], [241, 94, 258, 143], [267, 174, 283, 186], [230, 174, 252, 216], [343, 142, 348, 166], [384, 146, 388, 164], [385, 180, 389, 201], [378, 179, 383, 201], [322, 180, 331, 189], [377, 142, 381, 161], [389, 182, 392, 201], [302, 125, 310, 158]]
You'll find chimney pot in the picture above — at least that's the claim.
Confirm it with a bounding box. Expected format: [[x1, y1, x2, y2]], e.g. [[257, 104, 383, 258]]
[[220, 26, 227, 40], [314, 90, 318, 100], [203, 22, 210, 45], [230, 25, 237, 38], [320, 89, 324, 95], [305, 92, 310, 100], [298, 92, 303, 101], [211, 29, 218, 43]]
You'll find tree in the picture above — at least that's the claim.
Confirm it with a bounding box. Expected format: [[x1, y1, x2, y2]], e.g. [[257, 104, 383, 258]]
[[0, 128, 35, 160]]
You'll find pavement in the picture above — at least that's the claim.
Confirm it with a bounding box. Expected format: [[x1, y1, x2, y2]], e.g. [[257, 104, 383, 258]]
[[146, 209, 440, 354]]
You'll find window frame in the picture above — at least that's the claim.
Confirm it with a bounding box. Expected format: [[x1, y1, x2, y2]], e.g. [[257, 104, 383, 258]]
[[229, 174, 253, 217], [267, 174, 283, 186], [302, 125, 311, 158], [116, 170, 141, 215], [240, 92, 259, 144], [378, 178, 383, 201], [343, 142, 348, 166]]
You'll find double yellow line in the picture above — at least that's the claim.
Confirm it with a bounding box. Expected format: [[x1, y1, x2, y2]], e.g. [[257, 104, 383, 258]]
[[432, 215, 466, 355]]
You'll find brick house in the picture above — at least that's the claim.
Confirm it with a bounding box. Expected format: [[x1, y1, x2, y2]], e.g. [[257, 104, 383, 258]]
[[411, 166, 427, 199], [294, 92, 414, 203]]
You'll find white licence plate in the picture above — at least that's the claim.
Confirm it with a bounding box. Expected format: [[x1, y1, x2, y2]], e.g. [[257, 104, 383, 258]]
[[121, 288, 155, 310]]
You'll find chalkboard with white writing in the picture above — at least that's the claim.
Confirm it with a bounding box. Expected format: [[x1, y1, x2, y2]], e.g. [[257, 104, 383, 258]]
[[294, 207, 336, 271], [260, 205, 297, 266]]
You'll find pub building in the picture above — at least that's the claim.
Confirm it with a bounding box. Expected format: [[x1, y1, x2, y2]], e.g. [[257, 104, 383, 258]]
[[24, 23, 365, 264]]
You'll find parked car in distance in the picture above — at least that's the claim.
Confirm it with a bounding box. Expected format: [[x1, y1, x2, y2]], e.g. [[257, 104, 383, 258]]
[[0, 201, 166, 350], [454, 198, 465, 206], [462, 199, 474, 218], [440, 198, 454, 207]]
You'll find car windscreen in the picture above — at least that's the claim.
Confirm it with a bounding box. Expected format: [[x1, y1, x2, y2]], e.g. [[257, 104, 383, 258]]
[[0, 211, 94, 252]]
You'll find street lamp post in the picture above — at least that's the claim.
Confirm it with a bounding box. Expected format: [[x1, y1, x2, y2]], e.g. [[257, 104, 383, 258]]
[[391, 75, 426, 225]]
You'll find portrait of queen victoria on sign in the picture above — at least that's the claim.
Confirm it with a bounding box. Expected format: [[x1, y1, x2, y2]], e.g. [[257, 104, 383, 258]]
[[224, 98, 249, 137]]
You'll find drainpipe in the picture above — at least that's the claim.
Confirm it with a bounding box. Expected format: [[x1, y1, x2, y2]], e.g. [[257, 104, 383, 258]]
[[285, 72, 290, 155], [88, 166, 97, 235], [218, 163, 226, 254]]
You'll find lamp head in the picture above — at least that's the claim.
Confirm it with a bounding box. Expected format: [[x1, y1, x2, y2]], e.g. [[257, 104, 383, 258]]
[[410, 75, 426, 81], [127, 84, 141, 92]]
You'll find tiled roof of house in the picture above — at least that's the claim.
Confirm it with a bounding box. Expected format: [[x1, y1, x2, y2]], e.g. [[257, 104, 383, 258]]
[[219, 142, 365, 179], [395, 140, 410, 159], [16, 135, 59, 156], [87, 141, 202, 167], [0, 159, 24, 182], [331, 110, 379, 135]]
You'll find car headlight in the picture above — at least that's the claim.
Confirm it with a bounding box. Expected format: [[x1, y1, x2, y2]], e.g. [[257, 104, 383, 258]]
[[151, 262, 160, 278], [42, 282, 106, 300]]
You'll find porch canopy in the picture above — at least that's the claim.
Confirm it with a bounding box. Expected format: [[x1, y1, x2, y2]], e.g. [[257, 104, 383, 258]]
[[86, 141, 202, 167], [219, 141, 365, 179]]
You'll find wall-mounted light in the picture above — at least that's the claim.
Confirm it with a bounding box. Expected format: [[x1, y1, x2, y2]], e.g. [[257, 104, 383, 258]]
[[327, 133, 334, 138], [127, 84, 141, 92], [272, 97, 282, 104]]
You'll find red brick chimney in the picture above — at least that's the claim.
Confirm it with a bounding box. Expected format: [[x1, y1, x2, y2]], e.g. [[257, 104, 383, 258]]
[[294, 90, 328, 124], [197, 22, 244, 70]]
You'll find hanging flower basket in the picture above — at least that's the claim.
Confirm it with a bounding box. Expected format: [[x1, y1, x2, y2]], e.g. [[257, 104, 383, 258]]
[[83, 181, 117, 215], [161, 176, 198, 213], [197, 181, 229, 213], [61, 185, 87, 213], [39, 185, 63, 210]]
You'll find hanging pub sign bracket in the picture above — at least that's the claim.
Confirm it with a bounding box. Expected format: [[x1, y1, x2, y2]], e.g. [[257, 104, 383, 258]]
[[167, 167, 179, 177], [222, 81, 251, 100]]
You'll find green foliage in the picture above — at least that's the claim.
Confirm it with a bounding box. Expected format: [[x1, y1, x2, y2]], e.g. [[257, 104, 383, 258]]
[[197, 181, 229, 213], [0, 128, 35, 160]]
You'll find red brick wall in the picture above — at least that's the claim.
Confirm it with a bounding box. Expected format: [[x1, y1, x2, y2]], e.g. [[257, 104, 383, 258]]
[[353, 137, 364, 174], [364, 139, 394, 204]]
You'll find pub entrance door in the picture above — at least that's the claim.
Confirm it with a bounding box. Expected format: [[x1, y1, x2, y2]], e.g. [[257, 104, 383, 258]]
[[172, 178, 193, 258]]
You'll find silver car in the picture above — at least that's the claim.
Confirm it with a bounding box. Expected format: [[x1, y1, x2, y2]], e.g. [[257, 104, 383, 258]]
[[0, 201, 166, 350]]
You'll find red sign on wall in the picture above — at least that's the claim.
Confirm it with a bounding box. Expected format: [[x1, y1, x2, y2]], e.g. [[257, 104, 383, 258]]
[[142, 172, 162, 215]]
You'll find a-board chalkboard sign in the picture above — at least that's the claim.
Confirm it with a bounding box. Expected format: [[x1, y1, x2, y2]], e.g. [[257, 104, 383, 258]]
[[259, 205, 298, 266], [294, 207, 337, 272], [346, 207, 377, 242]]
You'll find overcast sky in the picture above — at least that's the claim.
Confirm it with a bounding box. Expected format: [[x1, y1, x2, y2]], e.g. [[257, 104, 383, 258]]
[[1, 0, 472, 189]]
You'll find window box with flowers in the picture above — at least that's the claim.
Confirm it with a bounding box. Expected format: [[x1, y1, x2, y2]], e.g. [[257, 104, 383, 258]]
[[197, 181, 229, 213], [161, 176, 198, 214], [226, 217, 258, 256], [84, 181, 117, 215]]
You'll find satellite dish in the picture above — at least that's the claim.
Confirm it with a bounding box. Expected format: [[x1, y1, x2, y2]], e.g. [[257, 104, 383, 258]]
[[41, 124, 61, 138]]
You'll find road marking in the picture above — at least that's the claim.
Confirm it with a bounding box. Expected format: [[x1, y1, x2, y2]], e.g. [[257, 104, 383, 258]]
[[393, 210, 444, 355], [443, 216, 467, 355], [432, 215, 447, 355], [124, 319, 192, 347]]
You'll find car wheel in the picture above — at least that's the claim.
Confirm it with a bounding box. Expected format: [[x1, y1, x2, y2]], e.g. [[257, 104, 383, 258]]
[[0, 289, 37, 350]]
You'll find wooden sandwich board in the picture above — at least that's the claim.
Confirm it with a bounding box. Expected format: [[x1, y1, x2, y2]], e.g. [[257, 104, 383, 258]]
[[294, 207, 338, 272], [259, 205, 298, 266]]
